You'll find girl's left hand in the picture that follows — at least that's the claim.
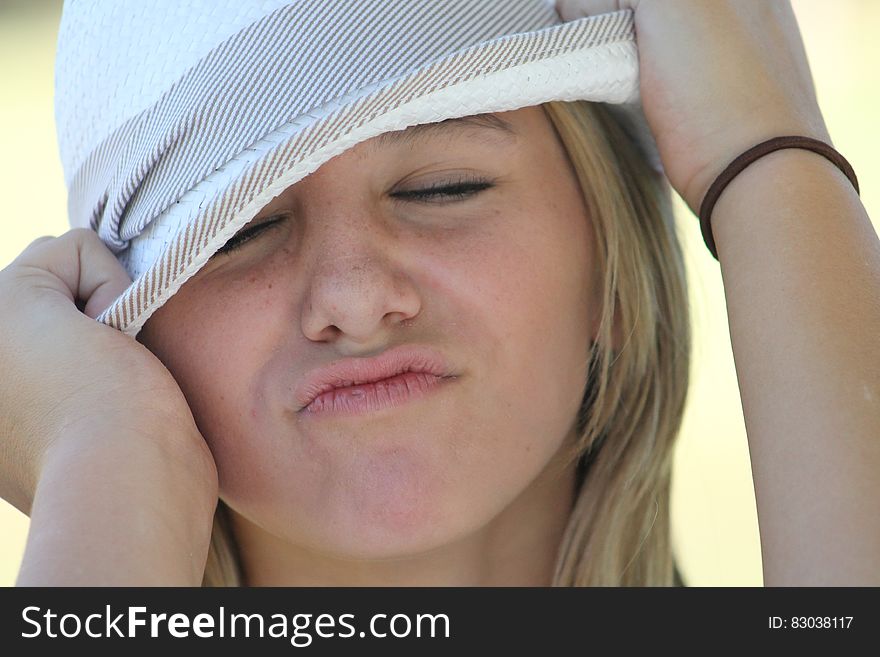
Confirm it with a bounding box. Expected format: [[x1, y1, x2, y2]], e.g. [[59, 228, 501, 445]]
[[556, 0, 832, 212]]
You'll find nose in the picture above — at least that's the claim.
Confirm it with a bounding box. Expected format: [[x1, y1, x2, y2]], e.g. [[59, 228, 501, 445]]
[[299, 219, 422, 349]]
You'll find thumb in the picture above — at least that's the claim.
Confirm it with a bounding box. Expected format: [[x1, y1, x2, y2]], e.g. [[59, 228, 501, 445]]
[[555, 0, 640, 21]]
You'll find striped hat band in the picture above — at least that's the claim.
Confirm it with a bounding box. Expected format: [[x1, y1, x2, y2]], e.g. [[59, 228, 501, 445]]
[[55, 0, 658, 336]]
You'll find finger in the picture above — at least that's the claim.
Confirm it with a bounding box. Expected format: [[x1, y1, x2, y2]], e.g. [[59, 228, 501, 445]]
[[73, 231, 133, 319], [555, 0, 637, 21], [13, 228, 132, 320], [26, 235, 56, 249]]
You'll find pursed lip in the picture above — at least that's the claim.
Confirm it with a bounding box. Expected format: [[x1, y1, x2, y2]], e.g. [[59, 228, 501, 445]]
[[295, 345, 456, 412]]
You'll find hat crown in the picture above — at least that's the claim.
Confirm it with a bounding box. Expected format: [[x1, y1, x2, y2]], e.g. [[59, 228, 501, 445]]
[[54, 0, 560, 187], [55, 0, 287, 185]]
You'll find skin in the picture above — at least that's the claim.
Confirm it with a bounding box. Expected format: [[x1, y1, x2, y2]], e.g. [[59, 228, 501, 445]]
[[137, 106, 616, 586]]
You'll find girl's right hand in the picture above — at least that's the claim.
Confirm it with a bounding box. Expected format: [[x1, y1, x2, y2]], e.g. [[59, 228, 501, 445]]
[[0, 228, 218, 515]]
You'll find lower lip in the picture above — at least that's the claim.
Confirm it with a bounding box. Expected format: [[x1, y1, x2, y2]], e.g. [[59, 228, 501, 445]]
[[299, 371, 455, 418]]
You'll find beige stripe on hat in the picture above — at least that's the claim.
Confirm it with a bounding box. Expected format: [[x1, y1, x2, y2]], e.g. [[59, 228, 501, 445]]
[[55, 0, 659, 337]]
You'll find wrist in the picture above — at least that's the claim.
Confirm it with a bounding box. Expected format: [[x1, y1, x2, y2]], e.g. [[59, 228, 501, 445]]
[[708, 146, 860, 261], [680, 121, 832, 214], [45, 413, 218, 493], [22, 423, 218, 586]]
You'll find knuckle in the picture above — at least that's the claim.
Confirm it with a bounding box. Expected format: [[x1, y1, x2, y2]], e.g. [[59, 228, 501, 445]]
[[68, 227, 97, 241]]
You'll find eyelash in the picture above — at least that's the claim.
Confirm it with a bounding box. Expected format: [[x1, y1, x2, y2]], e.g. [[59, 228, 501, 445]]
[[215, 178, 494, 255], [390, 178, 495, 203]]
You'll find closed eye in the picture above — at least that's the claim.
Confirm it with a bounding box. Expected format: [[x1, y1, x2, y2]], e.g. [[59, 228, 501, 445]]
[[391, 178, 495, 203], [214, 216, 285, 255], [213, 177, 495, 256]]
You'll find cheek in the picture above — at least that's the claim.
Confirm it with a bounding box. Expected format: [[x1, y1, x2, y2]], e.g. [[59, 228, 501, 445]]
[[143, 276, 287, 458], [453, 208, 593, 447]]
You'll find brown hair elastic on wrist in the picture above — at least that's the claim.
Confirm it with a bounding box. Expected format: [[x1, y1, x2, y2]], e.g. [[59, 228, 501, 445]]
[[698, 136, 860, 261]]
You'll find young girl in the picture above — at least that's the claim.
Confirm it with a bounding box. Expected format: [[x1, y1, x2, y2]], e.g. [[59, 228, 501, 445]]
[[2, 0, 878, 586]]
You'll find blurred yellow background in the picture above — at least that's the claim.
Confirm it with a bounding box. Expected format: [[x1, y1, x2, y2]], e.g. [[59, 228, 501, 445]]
[[1, 0, 878, 586]]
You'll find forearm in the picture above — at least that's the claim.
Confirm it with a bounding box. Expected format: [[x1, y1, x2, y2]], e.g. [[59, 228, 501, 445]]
[[16, 426, 218, 586], [711, 148, 880, 585]]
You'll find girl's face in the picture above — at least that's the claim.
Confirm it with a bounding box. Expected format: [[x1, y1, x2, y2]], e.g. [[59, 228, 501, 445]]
[[138, 105, 604, 560]]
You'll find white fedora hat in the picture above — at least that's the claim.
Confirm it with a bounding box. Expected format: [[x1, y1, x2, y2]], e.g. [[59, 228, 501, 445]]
[[55, 0, 660, 336]]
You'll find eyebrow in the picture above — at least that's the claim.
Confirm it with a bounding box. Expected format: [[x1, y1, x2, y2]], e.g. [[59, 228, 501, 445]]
[[370, 114, 518, 150]]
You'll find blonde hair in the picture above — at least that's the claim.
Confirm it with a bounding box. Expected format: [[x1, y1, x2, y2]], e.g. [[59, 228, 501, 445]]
[[201, 99, 691, 587]]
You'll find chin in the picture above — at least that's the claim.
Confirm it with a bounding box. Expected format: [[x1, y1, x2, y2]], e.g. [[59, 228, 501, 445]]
[[228, 441, 500, 561], [313, 491, 460, 561], [289, 442, 470, 556]]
